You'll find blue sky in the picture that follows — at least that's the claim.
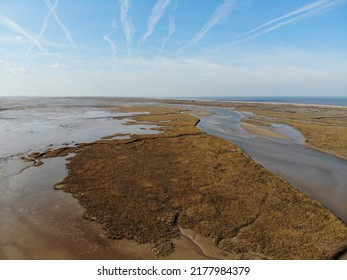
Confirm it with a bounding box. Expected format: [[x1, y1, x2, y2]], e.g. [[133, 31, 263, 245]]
[[0, 0, 346, 97]]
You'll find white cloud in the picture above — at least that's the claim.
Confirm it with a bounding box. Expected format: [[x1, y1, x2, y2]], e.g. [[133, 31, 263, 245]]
[[2, 63, 345, 97], [10, 51, 346, 96], [1, 45, 346, 97], [49, 62, 67, 69], [7, 67, 32, 77], [0, 36, 30, 46]]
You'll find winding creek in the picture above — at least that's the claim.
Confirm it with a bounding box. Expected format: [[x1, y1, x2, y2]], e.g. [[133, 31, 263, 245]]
[[0, 99, 346, 259], [196, 106, 347, 224]]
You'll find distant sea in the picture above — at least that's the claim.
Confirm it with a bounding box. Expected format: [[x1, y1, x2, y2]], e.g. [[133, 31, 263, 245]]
[[185, 97, 347, 107], [1, 96, 346, 107]]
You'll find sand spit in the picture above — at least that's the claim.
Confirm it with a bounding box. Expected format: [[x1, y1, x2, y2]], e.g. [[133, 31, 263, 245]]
[[32, 105, 347, 259], [240, 122, 290, 140], [234, 104, 347, 161], [162, 99, 347, 161]]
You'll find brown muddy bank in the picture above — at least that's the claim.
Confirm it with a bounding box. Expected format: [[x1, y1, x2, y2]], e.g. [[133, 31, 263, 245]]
[[161, 99, 347, 160], [38, 105, 347, 259], [234, 103, 347, 161]]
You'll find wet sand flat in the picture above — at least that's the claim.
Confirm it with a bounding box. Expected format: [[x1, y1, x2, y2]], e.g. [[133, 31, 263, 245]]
[[1, 98, 347, 260], [194, 106, 347, 224], [42, 105, 347, 259], [165, 99, 347, 223], [240, 122, 291, 140], [164, 99, 347, 160], [236, 104, 347, 161], [0, 100, 215, 260], [161, 99, 347, 159]]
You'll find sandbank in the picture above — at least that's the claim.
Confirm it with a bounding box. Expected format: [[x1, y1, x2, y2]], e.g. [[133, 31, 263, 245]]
[[35, 104, 347, 260]]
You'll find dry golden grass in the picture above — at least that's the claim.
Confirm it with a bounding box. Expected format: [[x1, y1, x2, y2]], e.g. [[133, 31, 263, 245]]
[[229, 103, 347, 160], [157, 99, 347, 160], [38, 105, 347, 259]]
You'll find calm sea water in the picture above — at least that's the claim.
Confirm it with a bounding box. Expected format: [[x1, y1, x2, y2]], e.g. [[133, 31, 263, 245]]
[[188, 97, 347, 106], [2, 96, 347, 106]]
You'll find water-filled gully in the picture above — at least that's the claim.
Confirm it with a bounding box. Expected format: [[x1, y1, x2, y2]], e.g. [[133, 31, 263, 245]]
[[196, 107, 347, 224]]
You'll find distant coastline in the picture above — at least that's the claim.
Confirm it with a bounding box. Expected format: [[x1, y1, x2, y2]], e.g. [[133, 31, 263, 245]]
[[2, 96, 347, 107], [172, 96, 347, 107], [1, 98, 347, 259]]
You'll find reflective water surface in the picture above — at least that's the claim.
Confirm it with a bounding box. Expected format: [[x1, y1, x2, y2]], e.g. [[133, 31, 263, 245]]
[[0, 98, 160, 259], [196, 107, 347, 224], [1, 99, 346, 259]]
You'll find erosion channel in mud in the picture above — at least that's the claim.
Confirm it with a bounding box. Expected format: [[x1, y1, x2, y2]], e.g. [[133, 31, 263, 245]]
[[196, 107, 347, 224]]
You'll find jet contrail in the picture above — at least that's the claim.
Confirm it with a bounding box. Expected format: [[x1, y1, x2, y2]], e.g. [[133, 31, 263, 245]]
[[231, 0, 345, 46], [178, 0, 237, 53], [244, 0, 331, 36], [0, 13, 48, 53], [44, 0, 77, 47], [140, 0, 171, 44], [119, 0, 135, 56], [103, 34, 118, 56], [158, 15, 175, 56], [27, 0, 59, 55]]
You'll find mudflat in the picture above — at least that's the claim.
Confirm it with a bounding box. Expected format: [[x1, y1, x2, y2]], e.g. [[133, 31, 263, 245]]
[[32, 104, 347, 260], [235, 103, 347, 160], [161, 99, 347, 160], [168, 100, 347, 160]]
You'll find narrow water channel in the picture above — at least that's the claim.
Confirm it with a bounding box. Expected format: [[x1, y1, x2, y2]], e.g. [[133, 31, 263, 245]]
[[196, 107, 347, 224], [0, 99, 158, 259]]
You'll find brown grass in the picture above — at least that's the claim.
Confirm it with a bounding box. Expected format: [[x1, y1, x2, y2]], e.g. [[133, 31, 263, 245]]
[[229, 103, 347, 160], [34, 105, 347, 259], [156, 99, 347, 160]]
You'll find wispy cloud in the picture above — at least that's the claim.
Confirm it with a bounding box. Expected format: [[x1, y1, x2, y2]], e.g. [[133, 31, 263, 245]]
[[0, 13, 48, 53], [158, 15, 175, 56], [49, 62, 67, 69], [102, 18, 118, 56], [140, 0, 171, 44], [0, 36, 24, 44], [7, 67, 32, 77], [103, 34, 118, 56], [231, 0, 345, 45], [44, 0, 76, 48], [178, 0, 237, 53], [119, 0, 135, 56]]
